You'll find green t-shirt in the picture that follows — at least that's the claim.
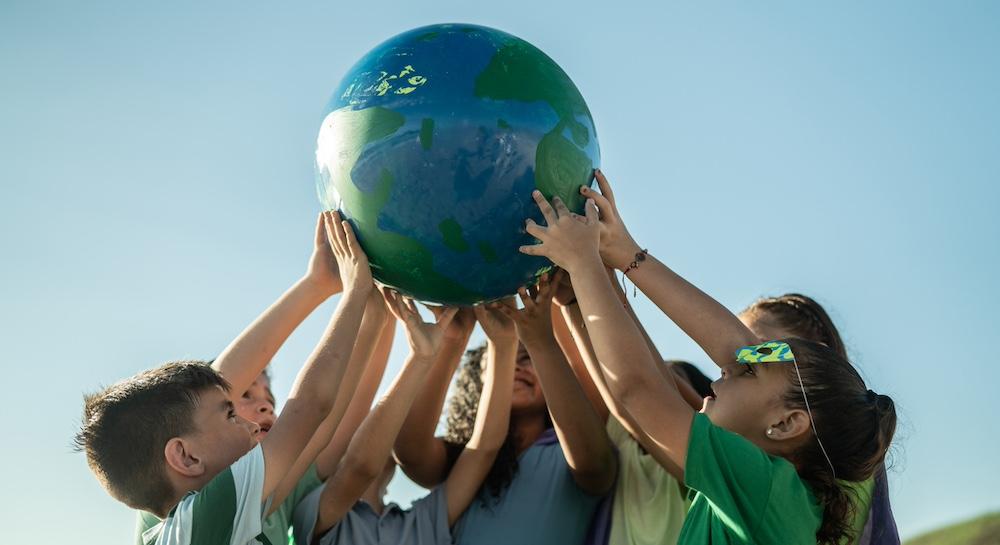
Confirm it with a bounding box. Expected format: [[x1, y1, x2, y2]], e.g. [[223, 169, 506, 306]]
[[606, 417, 687, 545], [677, 413, 822, 544], [135, 462, 323, 545]]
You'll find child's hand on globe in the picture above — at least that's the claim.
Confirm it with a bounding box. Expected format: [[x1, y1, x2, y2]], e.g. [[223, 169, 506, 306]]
[[305, 212, 343, 296], [520, 191, 602, 273], [325, 210, 373, 295], [581, 170, 643, 272]]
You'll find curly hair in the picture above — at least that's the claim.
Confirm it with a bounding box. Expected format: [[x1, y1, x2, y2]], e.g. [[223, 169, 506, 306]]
[[442, 342, 550, 503]]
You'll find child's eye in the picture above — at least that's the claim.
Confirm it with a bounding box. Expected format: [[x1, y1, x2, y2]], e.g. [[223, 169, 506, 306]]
[[744, 366, 756, 376]]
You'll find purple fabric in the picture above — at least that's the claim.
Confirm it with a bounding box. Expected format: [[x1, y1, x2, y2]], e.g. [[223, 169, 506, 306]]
[[533, 427, 559, 446], [582, 493, 614, 545], [858, 465, 900, 545]]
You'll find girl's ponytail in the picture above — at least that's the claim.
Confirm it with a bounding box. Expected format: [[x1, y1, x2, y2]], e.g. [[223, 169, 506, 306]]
[[782, 339, 897, 545]]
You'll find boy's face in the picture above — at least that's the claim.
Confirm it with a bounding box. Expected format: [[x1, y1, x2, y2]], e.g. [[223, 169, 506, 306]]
[[189, 386, 259, 473], [235, 374, 276, 439]]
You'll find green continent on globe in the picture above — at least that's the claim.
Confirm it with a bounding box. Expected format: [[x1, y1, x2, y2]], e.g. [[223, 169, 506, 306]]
[[473, 38, 594, 210], [318, 106, 482, 302]]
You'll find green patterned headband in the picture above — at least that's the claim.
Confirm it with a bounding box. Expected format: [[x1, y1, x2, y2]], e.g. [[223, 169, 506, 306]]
[[734, 339, 837, 478], [735, 341, 795, 364]]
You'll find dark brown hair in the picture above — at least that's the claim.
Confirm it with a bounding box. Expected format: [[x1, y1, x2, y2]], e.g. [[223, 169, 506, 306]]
[[781, 339, 896, 545], [443, 343, 551, 502], [743, 293, 847, 358], [74, 360, 229, 513]]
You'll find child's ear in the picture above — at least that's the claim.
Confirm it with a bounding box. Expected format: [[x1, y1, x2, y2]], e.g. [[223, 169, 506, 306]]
[[164, 437, 205, 478], [765, 409, 811, 443]]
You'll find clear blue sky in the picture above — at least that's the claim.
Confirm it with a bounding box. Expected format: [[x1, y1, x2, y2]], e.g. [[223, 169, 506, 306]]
[[2, 1, 998, 542]]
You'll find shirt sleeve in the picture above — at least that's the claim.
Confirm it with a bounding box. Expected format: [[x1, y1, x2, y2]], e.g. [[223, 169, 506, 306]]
[[291, 484, 325, 545], [408, 487, 451, 545], [187, 444, 267, 545], [280, 464, 323, 520], [683, 413, 777, 536]]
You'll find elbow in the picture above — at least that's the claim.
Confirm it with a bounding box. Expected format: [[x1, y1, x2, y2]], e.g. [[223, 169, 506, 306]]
[[572, 454, 617, 496], [341, 448, 383, 483], [606, 374, 647, 410]]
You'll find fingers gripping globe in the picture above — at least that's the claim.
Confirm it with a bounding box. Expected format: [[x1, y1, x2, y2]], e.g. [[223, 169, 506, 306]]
[[316, 23, 600, 305]]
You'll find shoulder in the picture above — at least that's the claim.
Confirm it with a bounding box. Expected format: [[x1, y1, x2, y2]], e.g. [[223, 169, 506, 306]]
[[158, 445, 267, 545]]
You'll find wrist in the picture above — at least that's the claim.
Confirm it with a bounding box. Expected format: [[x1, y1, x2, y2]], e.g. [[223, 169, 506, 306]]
[[604, 241, 644, 271], [293, 275, 343, 304], [341, 284, 372, 304], [298, 274, 342, 299], [487, 335, 518, 353], [562, 250, 604, 276]]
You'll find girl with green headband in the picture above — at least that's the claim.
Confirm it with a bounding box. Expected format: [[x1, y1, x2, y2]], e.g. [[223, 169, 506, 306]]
[[518, 170, 897, 545]]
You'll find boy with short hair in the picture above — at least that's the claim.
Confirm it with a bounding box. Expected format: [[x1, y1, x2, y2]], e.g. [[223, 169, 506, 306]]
[[132, 213, 395, 545], [77, 211, 373, 545]]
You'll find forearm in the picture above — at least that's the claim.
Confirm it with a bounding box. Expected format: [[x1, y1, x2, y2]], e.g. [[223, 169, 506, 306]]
[[570, 260, 694, 468], [444, 339, 514, 525], [626, 255, 757, 368], [261, 289, 369, 498], [313, 312, 395, 480], [213, 277, 331, 395], [522, 332, 615, 492], [394, 332, 470, 486], [552, 304, 607, 419], [271, 295, 383, 505], [559, 303, 633, 429], [316, 354, 435, 533], [466, 340, 515, 450]]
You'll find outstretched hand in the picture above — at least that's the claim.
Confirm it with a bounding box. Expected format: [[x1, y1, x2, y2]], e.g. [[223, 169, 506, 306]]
[[435, 306, 476, 342], [383, 289, 459, 359], [494, 271, 563, 345], [579, 170, 643, 271], [305, 212, 343, 296], [474, 298, 517, 346], [519, 190, 602, 273], [324, 211, 372, 295]]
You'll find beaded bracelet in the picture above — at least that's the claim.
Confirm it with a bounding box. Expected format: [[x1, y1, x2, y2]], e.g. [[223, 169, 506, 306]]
[[622, 249, 649, 275]]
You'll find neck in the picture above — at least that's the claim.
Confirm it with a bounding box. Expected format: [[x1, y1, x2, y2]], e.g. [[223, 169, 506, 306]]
[[509, 411, 547, 454]]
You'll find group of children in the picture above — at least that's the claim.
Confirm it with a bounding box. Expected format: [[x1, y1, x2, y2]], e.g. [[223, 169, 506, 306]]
[[77, 170, 899, 545]]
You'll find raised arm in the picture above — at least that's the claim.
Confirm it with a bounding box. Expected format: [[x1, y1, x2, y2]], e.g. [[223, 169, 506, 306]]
[[312, 314, 396, 480], [550, 277, 607, 420], [554, 279, 685, 478], [581, 171, 758, 367], [441, 304, 517, 525], [519, 192, 700, 476], [312, 293, 458, 536], [498, 272, 616, 496], [266, 290, 390, 514], [213, 213, 342, 395], [393, 308, 476, 487], [259, 211, 371, 500]]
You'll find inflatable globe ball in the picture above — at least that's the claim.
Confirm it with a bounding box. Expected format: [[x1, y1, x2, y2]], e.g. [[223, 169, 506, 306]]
[[315, 23, 599, 305]]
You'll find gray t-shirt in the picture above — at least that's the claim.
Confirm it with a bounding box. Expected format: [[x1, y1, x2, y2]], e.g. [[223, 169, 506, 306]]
[[292, 484, 450, 545]]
